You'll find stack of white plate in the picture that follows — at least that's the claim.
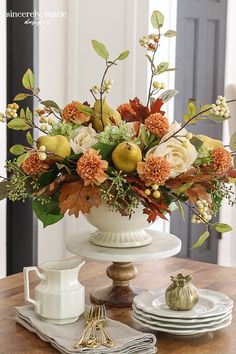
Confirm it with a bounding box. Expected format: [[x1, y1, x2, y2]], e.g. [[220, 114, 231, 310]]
[[132, 288, 233, 335]]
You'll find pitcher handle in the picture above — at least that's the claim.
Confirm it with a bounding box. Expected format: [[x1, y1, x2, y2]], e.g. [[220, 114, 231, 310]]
[[23, 266, 45, 312]]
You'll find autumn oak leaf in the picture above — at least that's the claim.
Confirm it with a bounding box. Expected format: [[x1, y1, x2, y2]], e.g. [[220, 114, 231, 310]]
[[59, 181, 101, 217]]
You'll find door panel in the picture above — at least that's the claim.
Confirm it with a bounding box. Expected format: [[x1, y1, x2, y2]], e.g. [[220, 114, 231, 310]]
[[171, 0, 227, 263]]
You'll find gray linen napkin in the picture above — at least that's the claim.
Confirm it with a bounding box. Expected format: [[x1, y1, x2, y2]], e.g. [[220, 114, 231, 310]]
[[15, 305, 157, 354]]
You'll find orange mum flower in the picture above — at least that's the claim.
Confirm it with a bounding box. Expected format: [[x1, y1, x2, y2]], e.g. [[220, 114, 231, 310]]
[[77, 148, 108, 186], [137, 154, 170, 185], [62, 101, 90, 124], [145, 113, 169, 137], [22, 152, 49, 176], [117, 103, 136, 121], [212, 147, 232, 173]]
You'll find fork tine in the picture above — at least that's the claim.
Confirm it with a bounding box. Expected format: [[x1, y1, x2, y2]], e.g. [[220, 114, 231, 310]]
[[102, 304, 106, 319]]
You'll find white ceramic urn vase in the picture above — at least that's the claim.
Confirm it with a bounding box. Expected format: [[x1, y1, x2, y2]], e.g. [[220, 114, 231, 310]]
[[86, 202, 152, 248]]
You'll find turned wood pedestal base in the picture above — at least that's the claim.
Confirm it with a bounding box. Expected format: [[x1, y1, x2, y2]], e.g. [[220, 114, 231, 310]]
[[90, 262, 142, 307]]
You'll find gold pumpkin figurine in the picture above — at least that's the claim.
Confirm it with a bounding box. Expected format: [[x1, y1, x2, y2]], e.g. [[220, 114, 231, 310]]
[[165, 274, 199, 311]]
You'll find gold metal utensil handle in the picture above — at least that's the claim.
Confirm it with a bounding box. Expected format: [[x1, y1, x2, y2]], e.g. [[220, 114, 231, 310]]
[[98, 323, 115, 348]]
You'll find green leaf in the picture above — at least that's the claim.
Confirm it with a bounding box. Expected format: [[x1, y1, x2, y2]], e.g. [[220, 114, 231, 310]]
[[145, 54, 152, 63], [77, 103, 94, 116], [92, 142, 116, 160], [37, 168, 58, 187], [214, 223, 232, 233], [199, 104, 212, 116], [192, 231, 210, 249], [230, 132, 236, 151], [10, 144, 26, 156], [151, 11, 164, 29], [190, 136, 203, 151], [26, 131, 33, 146], [164, 30, 177, 38], [92, 40, 109, 60], [0, 181, 8, 201], [42, 100, 60, 112], [159, 89, 179, 103], [20, 108, 25, 118], [16, 152, 30, 166], [34, 87, 40, 95], [7, 118, 30, 131], [183, 113, 191, 123], [22, 69, 35, 90], [14, 93, 31, 101], [33, 195, 63, 228], [208, 114, 230, 123], [26, 107, 32, 120], [140, 128, 149, 147], [56, 163, 71, 175], [117, 50, 129, 61], [176, 200, 185, 221], [175, 183, 193, 195], [187, 101, 197, 117], [156, 62, 169, 74]]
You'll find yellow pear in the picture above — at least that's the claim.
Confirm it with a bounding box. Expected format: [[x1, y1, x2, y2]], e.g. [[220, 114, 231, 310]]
[[92, 99, 121, 132], [37, 135, 71, 161], [196, 134, 223, 150], [112, 141, 142, 173]]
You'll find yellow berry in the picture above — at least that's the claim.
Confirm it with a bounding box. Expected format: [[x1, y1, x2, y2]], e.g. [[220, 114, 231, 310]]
[[39, 117, 47, 123], [39, 145, 46, 152], [153, 190, 161, 199], [152, 184, 159, 191], [48, 117, 55, 125], [145, 189, 151, 196], [182, 140, 189, 148], [13, 103, 19, 110], [40, 124, 47, 131], [8, 104, 14, 109], [186, 132, 193, 140], [38, 152, 47, 161], [153, 81, 162, 90]]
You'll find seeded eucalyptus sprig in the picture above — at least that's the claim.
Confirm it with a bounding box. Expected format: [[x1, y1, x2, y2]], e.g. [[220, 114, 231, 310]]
[[91, 40, 129, 126]]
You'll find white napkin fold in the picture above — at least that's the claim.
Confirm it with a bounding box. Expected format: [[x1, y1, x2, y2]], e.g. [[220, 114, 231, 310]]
[[15, 305, 157, 354]]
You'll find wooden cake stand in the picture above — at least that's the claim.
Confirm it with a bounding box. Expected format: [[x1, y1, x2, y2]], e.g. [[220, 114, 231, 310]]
[[66, 230, 181, 307]]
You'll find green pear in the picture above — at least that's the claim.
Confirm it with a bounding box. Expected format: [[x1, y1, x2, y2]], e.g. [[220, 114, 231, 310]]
[[37, 135, 71, 161], [92, 99, 121, 132]]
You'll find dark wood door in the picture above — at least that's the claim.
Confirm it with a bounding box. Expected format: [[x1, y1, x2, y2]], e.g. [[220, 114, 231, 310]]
[[170, 0, 228, 263]]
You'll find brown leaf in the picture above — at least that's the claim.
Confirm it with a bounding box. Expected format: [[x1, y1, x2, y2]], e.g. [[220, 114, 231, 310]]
[[150, 98, 165, 115], [129, 97, 150, 122], [185, 184, 211, 204], [59, 181, 101, 217]]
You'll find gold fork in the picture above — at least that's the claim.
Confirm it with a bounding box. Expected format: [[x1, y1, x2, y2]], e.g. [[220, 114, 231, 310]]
[[74, 306, 100, 349], [96, 304, 115, 348]]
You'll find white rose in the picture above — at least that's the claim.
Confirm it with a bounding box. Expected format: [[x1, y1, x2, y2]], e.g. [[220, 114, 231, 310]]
[[70, 124, 98, 154], [147, 122, 198, 178]]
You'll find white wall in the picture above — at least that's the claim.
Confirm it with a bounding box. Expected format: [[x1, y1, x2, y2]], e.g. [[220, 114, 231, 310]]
[[0, 1, 6, 278], [37, 0, 68, 264], [218, 0, 236, 267]]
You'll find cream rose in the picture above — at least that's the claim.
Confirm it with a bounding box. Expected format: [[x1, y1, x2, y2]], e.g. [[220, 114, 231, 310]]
[[147, 122, 198, 178], [70, 124, 98, 154]]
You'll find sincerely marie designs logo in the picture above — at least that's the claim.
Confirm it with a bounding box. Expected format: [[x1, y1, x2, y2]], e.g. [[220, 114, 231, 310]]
[[4, 10, 67, 26]]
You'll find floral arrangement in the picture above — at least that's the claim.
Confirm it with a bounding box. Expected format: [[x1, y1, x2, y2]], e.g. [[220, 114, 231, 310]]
[[1, 10, 236, 248]]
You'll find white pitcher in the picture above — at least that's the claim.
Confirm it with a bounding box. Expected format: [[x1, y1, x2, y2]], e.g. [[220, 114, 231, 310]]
[[23, 257, 85, 324]]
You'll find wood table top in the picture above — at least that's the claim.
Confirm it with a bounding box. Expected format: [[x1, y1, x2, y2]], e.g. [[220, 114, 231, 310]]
[[0, 257, 235, 354]]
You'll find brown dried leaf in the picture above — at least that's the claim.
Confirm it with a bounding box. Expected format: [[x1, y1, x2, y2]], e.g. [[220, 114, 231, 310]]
[[185, 184, 211, 204], [59, 181, 101, 217]]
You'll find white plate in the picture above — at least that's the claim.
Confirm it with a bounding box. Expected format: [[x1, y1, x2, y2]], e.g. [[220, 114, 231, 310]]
[[133, 308, 232, 329], [132, 303, 232, 324], [133, 288, 233, 319], [133, 313, 232, 336]]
